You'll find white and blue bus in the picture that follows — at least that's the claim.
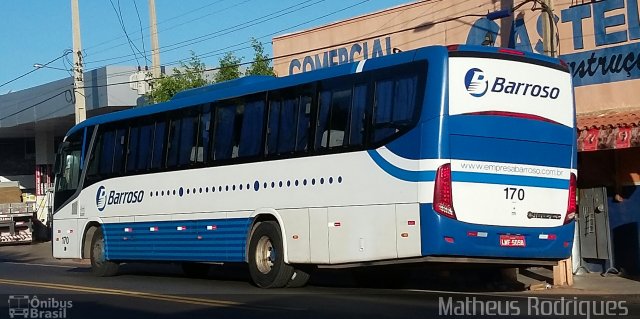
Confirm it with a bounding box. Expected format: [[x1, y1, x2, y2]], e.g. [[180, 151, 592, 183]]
[[53, 45, 577, 288]]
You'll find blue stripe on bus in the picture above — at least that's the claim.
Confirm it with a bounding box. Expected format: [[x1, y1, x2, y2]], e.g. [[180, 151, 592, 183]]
[[102, 218, 252, 262], [448, 115, 576, 145], [419, 204, 574, 259], [452, 172, 569, 189], [450, 135, 573, 168], [367, 150, 436, 182]]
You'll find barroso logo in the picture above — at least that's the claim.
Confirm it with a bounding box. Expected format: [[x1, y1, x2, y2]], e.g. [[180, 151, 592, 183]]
[[96, 186, 107, 212], [95, 186, 144, 212], [464, 68, 488, 97]]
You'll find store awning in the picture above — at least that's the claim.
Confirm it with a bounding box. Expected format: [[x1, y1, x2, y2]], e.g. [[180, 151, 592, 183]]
[[577, 109, 640, 152]]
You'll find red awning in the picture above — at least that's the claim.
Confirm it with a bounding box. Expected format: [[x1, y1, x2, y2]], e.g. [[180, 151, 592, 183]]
[[577, 109, 640, 151]]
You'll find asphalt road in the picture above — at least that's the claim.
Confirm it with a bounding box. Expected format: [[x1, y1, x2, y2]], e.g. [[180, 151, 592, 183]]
[[1, 243, 639, 319]]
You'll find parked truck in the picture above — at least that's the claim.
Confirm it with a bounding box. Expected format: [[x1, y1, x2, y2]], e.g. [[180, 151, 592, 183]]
[[0, 182, 35, 244]]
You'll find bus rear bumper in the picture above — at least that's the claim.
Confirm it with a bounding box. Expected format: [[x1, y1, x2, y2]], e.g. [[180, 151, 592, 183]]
[[419, 204, 574, 261]]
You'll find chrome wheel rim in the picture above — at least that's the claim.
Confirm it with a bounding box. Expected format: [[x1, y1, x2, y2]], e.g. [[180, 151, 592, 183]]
[[255, 235, 275, 274]]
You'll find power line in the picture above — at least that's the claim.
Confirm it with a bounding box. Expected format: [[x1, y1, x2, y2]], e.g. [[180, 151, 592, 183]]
[[133, 0, 148, 69], [0, 50, 72, 90], [84, 0, 319, 66], [0, 88, 74, 121], [83, 0, 228, 54], [84, 0, 254, 65], [108, 0, 146, 67]]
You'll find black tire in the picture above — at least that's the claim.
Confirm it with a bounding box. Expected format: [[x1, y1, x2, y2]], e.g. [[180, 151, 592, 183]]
[[182, 263, 210, 278], [90, 227, 119, 277], [286, 268, 311, 288], [248, 221, 294, 288]]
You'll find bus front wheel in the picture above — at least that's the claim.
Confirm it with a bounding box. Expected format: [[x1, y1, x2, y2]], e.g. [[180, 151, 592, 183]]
[[248, 221, 293, 288], [90, 227, 119, 277]]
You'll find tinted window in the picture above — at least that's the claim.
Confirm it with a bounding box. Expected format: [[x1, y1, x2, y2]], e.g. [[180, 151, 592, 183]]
[[196, 104, 211, 163], [373, 74, 419, 143], [179, 111, 198, 166], [316, 86, 357, 149], [213, 104, 236, 160], [112, 128, 127, 174], [238, 100, 265, 157], [98, 130, 115, 174], [296, 96, 312, 151], [137, 122, 154, 170], [126, 126, 140, 172], [166, 117, 181, 167], [350, 84, 368, 145], [151, 120, 166, 169]]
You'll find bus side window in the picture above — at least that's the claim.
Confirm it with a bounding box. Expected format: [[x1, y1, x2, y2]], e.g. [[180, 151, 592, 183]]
[[328, 88, 351, 148], [238, 99, 264, 157], [126, 125, 140, 173], [178, 111, 197, 166], [137, 123, 154, 170], [151, 120, 166, 169], [86, 130, 102, 178], [213, 104, 237, 161], [315, 90, 331, 149], [296, 95, 311, 152], [349, 84, 368, 146], [166, 117, 181, 167], [99, 130, 115, 175], [112, 128, 127, 175], [195, 104, 211, 163], [278, 97, 298, 153], [316, 87, 352, 149], [372, 75, 418, 143], [266, 99, 281, 155]]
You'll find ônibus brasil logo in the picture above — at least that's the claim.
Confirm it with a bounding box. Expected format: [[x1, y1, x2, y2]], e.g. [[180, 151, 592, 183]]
[[464, 68, 489, 97], [464, 68, 561, 99], [96, 186, 144, 212]]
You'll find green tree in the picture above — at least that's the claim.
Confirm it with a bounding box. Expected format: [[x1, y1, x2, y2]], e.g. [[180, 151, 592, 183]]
[[147, 51, 209, 103], [214, 52, 243, 83], [245, 38, 275, 76]]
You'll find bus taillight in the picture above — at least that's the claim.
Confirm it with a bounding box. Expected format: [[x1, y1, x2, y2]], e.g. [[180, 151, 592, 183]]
[[564, 173, 577, 224], [433, 163, 456, 219]]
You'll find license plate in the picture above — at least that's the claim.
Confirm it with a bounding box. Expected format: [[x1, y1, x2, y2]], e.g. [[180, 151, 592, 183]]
[[499, 235, 526, 247]]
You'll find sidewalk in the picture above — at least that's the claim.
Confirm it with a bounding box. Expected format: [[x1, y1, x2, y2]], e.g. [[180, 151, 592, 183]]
[[519, 266, 640, 295]]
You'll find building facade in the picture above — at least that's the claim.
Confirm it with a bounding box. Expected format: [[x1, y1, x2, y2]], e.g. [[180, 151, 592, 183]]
[[272, 0, 640, 274], [0, 66, 142, 221]]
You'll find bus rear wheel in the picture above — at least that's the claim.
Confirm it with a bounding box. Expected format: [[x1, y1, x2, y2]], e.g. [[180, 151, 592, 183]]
[[248, 221, 293, 288], [90, 227, 119, 277]]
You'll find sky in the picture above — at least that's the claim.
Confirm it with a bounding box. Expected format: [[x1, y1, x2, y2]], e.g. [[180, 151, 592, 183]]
[[0, 0, 414, 94]]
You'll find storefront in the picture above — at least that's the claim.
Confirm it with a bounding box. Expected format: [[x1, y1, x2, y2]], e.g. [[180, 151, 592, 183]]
[[273, 0, 640, 275]]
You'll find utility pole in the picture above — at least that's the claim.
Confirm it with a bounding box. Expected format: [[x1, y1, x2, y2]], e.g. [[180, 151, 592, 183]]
[[71, 0, 86, 123], [149, 0, 161, 80], [541, 0, 555, 57]]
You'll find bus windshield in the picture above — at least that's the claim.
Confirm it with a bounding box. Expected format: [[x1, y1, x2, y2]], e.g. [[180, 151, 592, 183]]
[[54, 132, 83, 211]]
